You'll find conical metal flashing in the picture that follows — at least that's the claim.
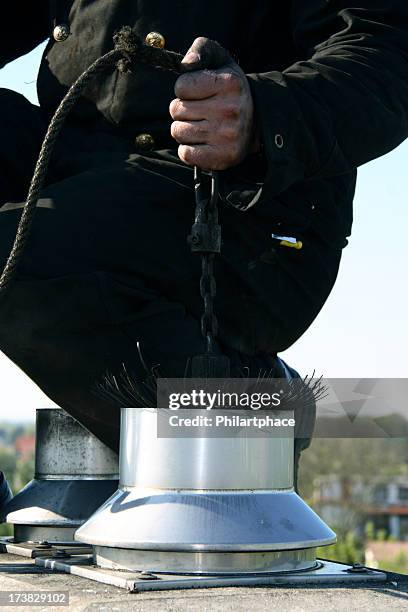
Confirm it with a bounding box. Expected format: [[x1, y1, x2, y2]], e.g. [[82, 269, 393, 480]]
[[76, 406, 336, 575], [2, 408, 119, 543]]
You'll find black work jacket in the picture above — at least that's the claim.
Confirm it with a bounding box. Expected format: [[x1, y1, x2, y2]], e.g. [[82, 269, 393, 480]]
[[1, 1, 408, 246]]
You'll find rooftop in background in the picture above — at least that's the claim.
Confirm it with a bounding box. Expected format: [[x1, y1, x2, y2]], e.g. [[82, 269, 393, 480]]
[[14, 434, 35, 459]]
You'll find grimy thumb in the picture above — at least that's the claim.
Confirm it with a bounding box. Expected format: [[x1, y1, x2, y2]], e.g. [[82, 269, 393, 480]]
[[181, 37, 234, 72]]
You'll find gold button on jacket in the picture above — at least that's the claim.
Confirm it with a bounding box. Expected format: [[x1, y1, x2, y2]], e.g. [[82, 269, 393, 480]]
[[53, 24, 71, 42], [145, 32, 166, 49], [134, 133, 155, 150]]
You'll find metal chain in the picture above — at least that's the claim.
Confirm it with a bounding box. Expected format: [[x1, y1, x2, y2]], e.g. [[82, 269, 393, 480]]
[[189, 168, 221, 354]]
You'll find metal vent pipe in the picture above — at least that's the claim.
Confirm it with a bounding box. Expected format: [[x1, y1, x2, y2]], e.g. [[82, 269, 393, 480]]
[[2, 408, 119, 543]]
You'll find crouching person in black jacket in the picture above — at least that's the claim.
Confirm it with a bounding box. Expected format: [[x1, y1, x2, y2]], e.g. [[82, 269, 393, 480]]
[[0, 1, 407, 488]]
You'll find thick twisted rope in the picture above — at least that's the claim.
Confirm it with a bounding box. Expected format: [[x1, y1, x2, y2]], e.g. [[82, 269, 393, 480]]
[[0, 28, 183, 294]]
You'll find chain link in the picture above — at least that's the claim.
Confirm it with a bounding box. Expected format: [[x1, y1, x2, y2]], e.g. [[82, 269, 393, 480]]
[[200, 253, 218, 346]]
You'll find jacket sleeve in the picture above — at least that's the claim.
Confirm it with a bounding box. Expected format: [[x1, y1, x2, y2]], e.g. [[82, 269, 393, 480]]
[[0, 4, 50, 69], [222, 0, 408, 210]]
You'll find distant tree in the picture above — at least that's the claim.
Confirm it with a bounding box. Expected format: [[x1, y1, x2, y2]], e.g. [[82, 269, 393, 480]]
[[318, 528, 364, 565], [16, 456, 35, 490], [365, 521, 376, 540], [298, 437, 407, 499], [0, 447, 17, 491], [9, 425, 25, 445]]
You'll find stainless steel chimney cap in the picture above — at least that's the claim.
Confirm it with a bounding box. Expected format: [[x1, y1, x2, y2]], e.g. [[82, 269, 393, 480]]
[[76, 407, 336, 574]]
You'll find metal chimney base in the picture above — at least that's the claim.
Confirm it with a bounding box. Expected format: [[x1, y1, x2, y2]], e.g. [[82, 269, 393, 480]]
[[7, 479, 119, 544], [35, 554, 388, 592], [14, 525, 78, 544], [75, 488, 335, 575], [93, 545, 318, 575]]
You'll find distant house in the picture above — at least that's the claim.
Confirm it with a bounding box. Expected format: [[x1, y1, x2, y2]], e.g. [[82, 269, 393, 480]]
[[313, 475, 408, 540], [14, 434, 35, 460], [365, 540, 408, 569]]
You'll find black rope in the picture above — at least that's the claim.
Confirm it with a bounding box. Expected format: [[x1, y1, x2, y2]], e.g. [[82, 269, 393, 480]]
[[0, 50, 120, 293], [0, 28, 184, 295]]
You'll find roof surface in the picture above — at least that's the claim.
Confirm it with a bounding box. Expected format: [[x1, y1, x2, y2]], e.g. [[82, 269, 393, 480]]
[[1, 553, 407, 611]]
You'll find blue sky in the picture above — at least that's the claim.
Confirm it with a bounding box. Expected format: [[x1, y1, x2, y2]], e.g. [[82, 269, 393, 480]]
[[0, 43, 407, 422]]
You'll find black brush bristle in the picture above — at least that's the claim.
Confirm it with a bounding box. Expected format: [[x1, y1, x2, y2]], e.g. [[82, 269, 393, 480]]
[[94, 344, 328, 412]]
